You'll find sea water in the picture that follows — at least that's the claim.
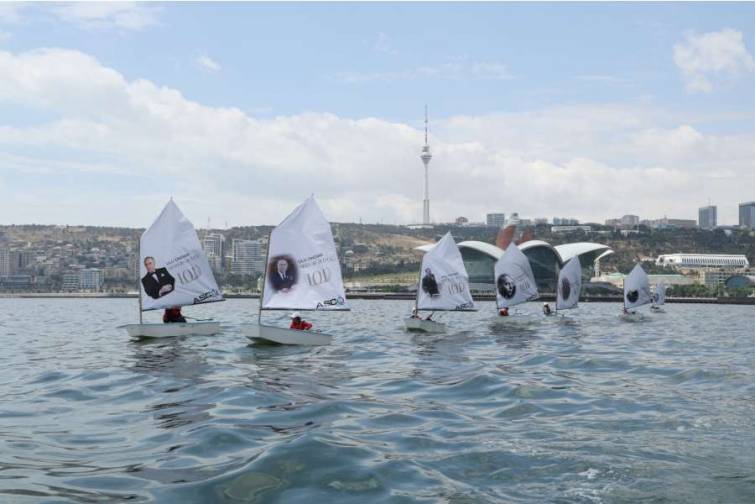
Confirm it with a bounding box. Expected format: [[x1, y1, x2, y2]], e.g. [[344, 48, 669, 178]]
[[0, 299, 753, 503]]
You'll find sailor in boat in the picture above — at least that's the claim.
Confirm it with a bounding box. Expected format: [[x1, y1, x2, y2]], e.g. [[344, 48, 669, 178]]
[[499, 307, 509, 317], [163, 306, 186, 323], [290, 312, 313, 331], [410, 308, 421, 319], [542, 303, 553, 315]]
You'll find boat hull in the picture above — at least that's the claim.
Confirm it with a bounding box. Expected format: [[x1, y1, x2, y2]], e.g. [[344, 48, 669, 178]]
[[241, 323, 333, 346], [619, 312, 647, 322], [119, 321, 221, 338], [404, 318, 446, 333]]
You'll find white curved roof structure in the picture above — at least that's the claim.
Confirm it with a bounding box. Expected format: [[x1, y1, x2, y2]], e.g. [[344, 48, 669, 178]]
[[554, 242, 614, 263], [519, 240, 559, 256], [458, 240, 504, 260], [415, 240, 505, 259], [415, 239, 613, 266]]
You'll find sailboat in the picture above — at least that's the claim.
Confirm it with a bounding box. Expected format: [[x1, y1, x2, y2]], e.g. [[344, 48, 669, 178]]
[[494, 243, 539, 317], [620, 264, 652, 320], [405, 232, 476, 333], [241, 196, 349, 346], [555, 256, 582, 315], [651, 282, 667, 312], [119, 199, 224, 338]]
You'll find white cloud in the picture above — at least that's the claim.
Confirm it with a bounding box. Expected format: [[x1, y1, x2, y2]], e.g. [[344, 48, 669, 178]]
[[196, 54, 221, 73], [0, 2, 159, 31], [374, 32, 396, 55], [337, 58, 514, 83], [0, 30, 10, 43], [0, 3, 22, 23], [674, 28, 755, 93], [0, 47, 753, 226], [54, 2, 159, 30]]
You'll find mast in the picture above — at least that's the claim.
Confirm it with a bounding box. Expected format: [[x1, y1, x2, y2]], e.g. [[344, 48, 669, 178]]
[[136, 264, 142, 325], [137, 239, 143, 324], [413, 257, 424, 312], [257, 230, 273, 325]]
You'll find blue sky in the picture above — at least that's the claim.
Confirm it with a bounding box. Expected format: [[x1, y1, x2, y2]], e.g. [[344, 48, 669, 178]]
[[0, 2, 754, 227]]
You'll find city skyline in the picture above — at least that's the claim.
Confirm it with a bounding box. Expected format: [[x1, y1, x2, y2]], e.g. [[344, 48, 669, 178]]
[[1, 3, 754, 227]]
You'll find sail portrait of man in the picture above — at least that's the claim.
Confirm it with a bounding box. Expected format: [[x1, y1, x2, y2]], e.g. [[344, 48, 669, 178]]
[[497, 273, 517, 299], [421, 268, 440, 297], [269, 256, 297, 291], [141, 256, 175, 299]]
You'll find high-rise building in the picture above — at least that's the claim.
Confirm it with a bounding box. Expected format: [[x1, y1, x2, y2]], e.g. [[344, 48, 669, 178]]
[[642, 217, 697, 229], [486, 213, 506, 228], [61, 271, 80, 291], [739, 201, 755, 230], [0, 248, 10, 277], [419, 106, 432, 225], [698, 205, 717, 229], [232, 239, 264, 275], [554, 217, 579, 225], [203, 233, 225, 259], [80, 268, 103, 291]]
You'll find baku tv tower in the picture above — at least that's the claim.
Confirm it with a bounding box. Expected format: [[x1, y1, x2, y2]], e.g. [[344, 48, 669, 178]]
[[420, 106, 432, 225]]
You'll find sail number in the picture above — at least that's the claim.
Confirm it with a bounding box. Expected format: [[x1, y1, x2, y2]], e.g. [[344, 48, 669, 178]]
[[447, 281, 467, 295], [307, 267, 332, 286], [176, 264, 202, 285]]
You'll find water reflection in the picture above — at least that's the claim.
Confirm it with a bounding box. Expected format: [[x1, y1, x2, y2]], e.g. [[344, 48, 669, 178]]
[[129, 339, 215, 430]]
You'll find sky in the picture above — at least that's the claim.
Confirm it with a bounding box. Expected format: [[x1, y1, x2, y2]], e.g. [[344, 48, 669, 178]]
[[0, 2, 754, 228]]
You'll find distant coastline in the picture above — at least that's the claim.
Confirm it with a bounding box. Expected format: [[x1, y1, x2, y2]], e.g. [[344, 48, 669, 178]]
[[0, 292, 753, 305]]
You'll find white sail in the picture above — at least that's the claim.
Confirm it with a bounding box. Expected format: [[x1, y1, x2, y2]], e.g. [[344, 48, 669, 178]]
[[494, 243, 539, 309], [624, 264, 652, 309], [653, 282, 667, 306], [556, 256, 582, 311], [140, 200, 223, 311], [416, 232, 475, 311], [261, 196, 349, 311]]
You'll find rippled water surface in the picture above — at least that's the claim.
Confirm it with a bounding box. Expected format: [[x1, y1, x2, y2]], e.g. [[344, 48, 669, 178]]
[[1, 298, 753, 503]]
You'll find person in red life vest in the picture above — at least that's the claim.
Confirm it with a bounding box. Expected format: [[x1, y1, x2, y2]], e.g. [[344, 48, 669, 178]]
[[289, 312, 312, 331], [499, 307, 509, 317], [163, 306, 186, 323]]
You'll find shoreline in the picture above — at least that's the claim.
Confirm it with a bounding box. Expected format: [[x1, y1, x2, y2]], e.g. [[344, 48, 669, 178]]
[[0, 292, 753, 305]]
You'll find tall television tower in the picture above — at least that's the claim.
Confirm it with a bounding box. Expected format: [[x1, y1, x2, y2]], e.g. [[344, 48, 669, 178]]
[[420, 106, 432, 225]]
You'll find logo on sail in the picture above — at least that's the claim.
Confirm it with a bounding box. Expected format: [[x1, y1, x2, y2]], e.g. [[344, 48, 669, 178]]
[[316, 296, 345, 309]]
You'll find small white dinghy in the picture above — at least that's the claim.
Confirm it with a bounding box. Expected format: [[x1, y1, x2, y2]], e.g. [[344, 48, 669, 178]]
[[404, 317, 446, 333], [122, 199, 225, 339], [241, 196, 348, 346], [650, 282, 667, 313], [404, 232, 475, 334], [121, 321, 221, 339], [242, 323, 332, 346], [493, 243, 539, 319], [554, 256, 582, 316], [620, 264, 652, 322]]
